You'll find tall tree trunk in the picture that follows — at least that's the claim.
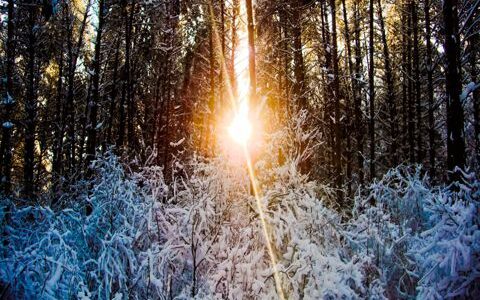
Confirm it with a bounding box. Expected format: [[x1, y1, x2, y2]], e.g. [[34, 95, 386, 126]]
[[149, 75, 161, 149], [220, 0, 226, 107], [117, 0, 131, 149], [407, 2, 415, 163], [330, 0, 343, 202], [65, 1, 90, 173], [117, 82, 127, 148], [78, 80, 93, 168], [52, 44, 65, 197], [291, 0, 306, 108], [401, 6, 408, 163], [368, 0, 375, 180], [162, 1, 179, 179], [279, 5, 291, 107], [246, 0, 257, 107], [106, 40, 121, 146], [24, 2, 37, 199], [412, 0, 423, 162], [320, 1, 334, 176], [1, 0, 15, 195], [126, 0, 136, 151], [86, 0, 105, 175], [55, 4, 69, 183], [342, 0, 353, 196], [377, 0, 397, 166], [443, 0, 466, 180], [162, 68, 172, 177], [467, 8, 479, 165], [208, 0, 215, 152], [353, 0, 364, 185], [230, 0, 239, 99], [154, 61, 166, 154], [425, 0, 436, 179]]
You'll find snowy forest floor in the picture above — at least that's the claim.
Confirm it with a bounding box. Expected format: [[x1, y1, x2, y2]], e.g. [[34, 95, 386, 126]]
[[1, 118, 480, 299]]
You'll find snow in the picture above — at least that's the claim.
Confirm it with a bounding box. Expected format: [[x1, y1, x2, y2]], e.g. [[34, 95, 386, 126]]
[[0, 114, 479, 298], [170, 137, 185, 147], [461, 81, 478, 101], [2, 92, 14, 105]]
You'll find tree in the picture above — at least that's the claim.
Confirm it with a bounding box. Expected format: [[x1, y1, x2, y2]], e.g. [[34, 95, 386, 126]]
[[230, 0, 239, 99], [406, 1, 415, 163], [465, 1, 479, 164], [368, 0, 375, 180], [64, 0, 91, 174], [246, 0, 257, 107], [377, 0, 397, 166], [291, 0, 306, 108], [412, 0, 422, 162], [341, 0, 353, 196], [329, 0, 343, 201], [443, 0, 466, 179], [0, 0, 15, 195], [206, 0, 216, 153], [353, 0, 365, 185], [424, 0, 436, 179], [85, 0, 106, 175], [23, 0, 39, 199]]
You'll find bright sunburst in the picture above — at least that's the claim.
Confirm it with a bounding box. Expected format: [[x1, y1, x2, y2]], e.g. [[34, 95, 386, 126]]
[[228, 101, 252, 145]]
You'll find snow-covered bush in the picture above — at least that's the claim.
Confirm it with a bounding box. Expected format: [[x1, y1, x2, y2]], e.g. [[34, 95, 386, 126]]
[[1, 116, 479, 299], [347, 166, 480, 299], [0, 112, 376, 299], [261, 163, 379, 299], [346, 166, 432, 298], [412, 169, 480, 299], [0, 153, 151, 299], [246, 113, 381, 299]]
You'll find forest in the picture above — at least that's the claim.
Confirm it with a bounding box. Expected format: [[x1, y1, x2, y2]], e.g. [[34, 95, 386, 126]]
[[0, 0, 479, 298]]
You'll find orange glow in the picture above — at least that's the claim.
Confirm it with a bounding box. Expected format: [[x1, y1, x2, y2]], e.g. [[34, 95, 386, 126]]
[[228, 100, 252, 145], [211, 0, 283, 297]]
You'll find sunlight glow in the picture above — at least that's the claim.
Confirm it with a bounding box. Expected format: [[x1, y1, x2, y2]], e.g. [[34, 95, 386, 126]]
[[235, 43, 250, 100], [228, 101, 252, 145], [218, 1, 285, 298]]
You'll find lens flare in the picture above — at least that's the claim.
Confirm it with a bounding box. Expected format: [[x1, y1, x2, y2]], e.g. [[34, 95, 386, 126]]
[[228, 101, 252, 145], [244, 146, 286, 300], [213, 0, 284, 297]]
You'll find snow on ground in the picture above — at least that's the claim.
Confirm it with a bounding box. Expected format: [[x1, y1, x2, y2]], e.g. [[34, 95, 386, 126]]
[[1, 120, 479, 299]]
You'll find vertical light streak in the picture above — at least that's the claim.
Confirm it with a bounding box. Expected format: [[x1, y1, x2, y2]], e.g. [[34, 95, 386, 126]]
[[243, 145, 285, 300], [208, 1, 285, 296]]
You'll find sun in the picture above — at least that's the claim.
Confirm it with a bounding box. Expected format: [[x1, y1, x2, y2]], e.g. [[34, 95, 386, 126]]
[[228, 100, 252, 145]]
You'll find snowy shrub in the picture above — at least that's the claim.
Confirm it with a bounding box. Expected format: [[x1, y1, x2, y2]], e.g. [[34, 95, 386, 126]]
[[139, 112, 377, 299], [0, 149, 380, 300], [346, 166, 432, 298], [0, 205, 86, 299], [1, 121, 479, 299], [0, 153, 151, 299], [412, 169, 480, 299], [262, 165, 383, 299], [347, 166, 480, 299], [245, 115, 381, 299]]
